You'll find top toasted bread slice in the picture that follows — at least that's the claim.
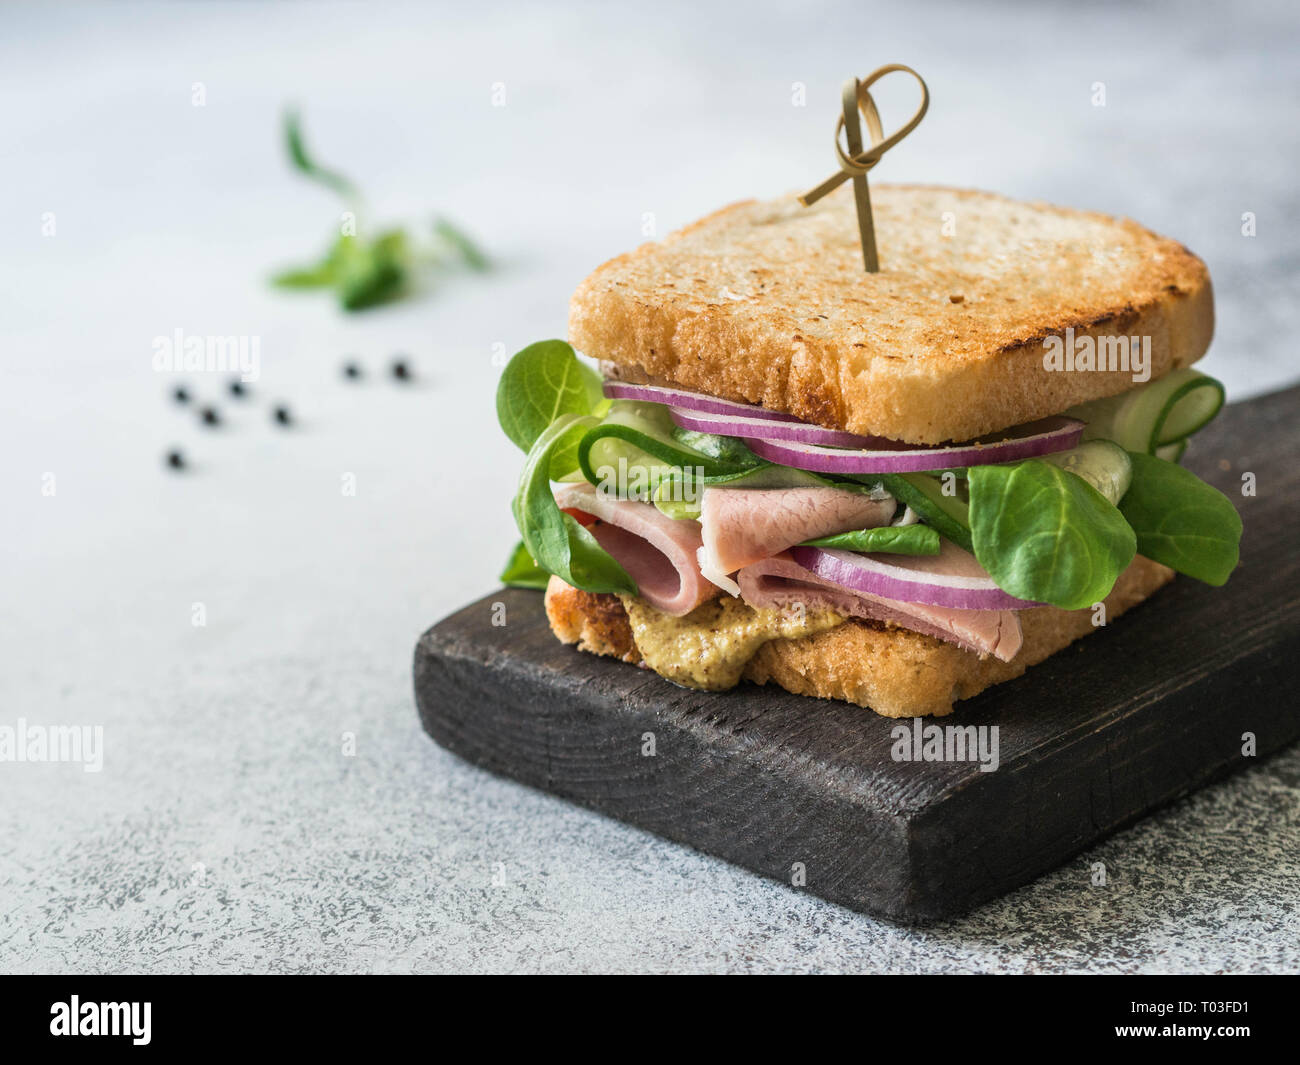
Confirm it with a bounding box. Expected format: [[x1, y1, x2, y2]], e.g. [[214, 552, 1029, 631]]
[[569, 184, 1213, 443]]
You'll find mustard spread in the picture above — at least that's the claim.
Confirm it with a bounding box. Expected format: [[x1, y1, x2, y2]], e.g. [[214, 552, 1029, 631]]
[[618, 595, 845, 691]]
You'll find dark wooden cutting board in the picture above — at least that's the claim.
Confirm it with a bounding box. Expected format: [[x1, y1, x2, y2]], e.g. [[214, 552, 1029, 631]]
[[413, 384, 1300, 921]]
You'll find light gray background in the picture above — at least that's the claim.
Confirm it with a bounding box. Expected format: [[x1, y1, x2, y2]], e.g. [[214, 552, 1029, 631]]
[[2, 1, 1297, 973]]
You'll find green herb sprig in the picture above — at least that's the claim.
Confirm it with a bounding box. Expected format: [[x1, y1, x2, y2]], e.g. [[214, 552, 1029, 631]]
[[271, 109, 489, 311]]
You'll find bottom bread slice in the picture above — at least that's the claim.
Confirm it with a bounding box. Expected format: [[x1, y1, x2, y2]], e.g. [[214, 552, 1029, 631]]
[[544, 557, 1175, 717]]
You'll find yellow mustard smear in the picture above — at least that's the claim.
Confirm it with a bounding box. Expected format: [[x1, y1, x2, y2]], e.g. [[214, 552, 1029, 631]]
[[618, 594, 845, 691]]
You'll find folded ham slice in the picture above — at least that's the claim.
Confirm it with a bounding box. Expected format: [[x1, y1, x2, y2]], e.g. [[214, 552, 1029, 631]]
[[554, 482, 718, 617], [738, 550, 1024, 662], [698, 487, 895, 589]]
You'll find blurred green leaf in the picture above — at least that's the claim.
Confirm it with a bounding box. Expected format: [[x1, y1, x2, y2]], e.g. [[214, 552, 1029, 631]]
[[273, 109, 489, 312], [434, 218, 490, 271], [336, 230, 410, 311], [270, 264, 337, 289], [283, 108, 359, 202]]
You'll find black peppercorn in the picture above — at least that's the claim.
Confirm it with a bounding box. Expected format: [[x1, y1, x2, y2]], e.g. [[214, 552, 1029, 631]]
[[199, 406, 221, 426], [228, 378, 248, 398], [173, 386, 191, 404], [273, 404, 292, 426], [390, 357, 411, 381], [343, 361, 363, 380], [165, 449, 186, 470]]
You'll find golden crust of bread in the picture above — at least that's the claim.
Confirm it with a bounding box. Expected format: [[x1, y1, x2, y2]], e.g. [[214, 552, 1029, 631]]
[[544, 575, 640, 664], [570, 185, 1213, 444], [543, 558, 1175, 717]]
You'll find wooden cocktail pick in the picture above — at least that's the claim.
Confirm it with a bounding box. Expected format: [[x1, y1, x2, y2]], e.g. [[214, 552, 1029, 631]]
[[798, 64, 930, 272]]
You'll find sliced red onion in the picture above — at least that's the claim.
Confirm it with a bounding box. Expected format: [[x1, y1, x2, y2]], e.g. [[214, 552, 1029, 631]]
[[790, 546, 1039, 610], [667, 406, 880, 448], [602, 381, 790, 420], [747, 416, 1085, 474]]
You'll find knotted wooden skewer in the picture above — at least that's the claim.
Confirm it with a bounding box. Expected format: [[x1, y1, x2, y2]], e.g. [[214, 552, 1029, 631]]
[[799, 64, 930, 273]]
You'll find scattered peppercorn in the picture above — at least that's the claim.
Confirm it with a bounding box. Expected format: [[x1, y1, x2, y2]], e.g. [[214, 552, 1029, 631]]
[[273, 404, 293, 426], [228, 378, 249, 398], [390, 357, 411, 382], [165, 448, 186, 471], [343, 360, 363, 380], [173, 386, 191, 404], [199, 406, 221, 426]]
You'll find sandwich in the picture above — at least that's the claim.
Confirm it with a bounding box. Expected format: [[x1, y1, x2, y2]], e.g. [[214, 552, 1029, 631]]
[[495, 184, 1242, 717]]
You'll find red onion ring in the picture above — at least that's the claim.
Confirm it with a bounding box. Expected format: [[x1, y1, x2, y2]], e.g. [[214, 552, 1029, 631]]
[[601, 381, 790, 420], [667, 406, 880, 448], [790, 546, 1039, 610], [747, 416, 1085, 474]]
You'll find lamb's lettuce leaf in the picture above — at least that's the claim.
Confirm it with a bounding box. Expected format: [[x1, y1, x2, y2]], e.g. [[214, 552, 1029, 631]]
[[1118, 451, 1241, 585], [497, 340, 606, 454], [969, 459, 1136, 609], [499, 541, 551, 590], [802, 524, 941, 555], [511, 414, 636, 596]]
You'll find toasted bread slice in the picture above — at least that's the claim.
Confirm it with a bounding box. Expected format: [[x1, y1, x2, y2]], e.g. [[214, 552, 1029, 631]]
[[544, 557, 1175, 717], [570, 185, 1212, 444]]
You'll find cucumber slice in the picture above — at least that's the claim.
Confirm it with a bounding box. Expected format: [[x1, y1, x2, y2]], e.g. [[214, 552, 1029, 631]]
[[1154, 374, 1223, 444], [653, 464, 885, 520], [1068, 370, 1224, 454], [1155, 439, 1188, 463], [581, 403, 872, 516], [880, 472, 973, 553], [670, 427, 764, 469], [651, 490, 701, 521], [577, 401, 760, 488], [1041, 440, 1133, 506]]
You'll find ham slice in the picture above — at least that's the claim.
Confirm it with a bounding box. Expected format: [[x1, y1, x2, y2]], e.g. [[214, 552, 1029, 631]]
[[738, 550, 1024, 662], [554, 482, 718, 617], [698, 487, 895, 586]]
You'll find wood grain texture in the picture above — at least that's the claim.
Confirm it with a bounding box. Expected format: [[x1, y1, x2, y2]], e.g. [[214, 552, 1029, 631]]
[[414, 385, 1300, 922]]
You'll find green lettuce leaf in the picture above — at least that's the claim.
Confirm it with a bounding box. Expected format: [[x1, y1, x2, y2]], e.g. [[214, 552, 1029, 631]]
[[497, 340, 605, 454], [512, 415, 636, 596], [969, 459, 1136, 609], [802, 524, 941, 555], [1118, 451, 1241, 585], [499, 541, 551, 590]]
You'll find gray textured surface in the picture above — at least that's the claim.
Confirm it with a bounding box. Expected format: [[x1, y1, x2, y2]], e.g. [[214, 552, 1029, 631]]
[[1, 0, 1298, 973]]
